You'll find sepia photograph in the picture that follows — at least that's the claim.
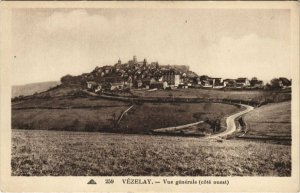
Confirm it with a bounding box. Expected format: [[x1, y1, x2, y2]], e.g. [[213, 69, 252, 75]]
[[0, 1, 299, 192]]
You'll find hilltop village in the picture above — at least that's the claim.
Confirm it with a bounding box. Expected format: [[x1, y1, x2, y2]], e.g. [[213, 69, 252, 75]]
[[60, 56, 292, 93]]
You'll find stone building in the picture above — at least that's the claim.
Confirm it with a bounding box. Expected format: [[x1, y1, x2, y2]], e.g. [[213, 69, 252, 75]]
[[162, 70, 180, 87]]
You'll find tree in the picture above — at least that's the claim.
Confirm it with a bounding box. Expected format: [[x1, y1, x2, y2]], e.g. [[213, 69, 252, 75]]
[[60, 74, 73, 84], [199, 75, 209, 81], [250, 77, 258, 87], [270, 78, 281, 89]]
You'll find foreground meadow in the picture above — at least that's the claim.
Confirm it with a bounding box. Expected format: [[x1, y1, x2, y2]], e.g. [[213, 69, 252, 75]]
[[12, 129, 291, 176]]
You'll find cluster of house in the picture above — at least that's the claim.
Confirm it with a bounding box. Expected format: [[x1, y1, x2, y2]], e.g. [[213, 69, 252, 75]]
[[85, 56, 291, 92], [194, 77, 260, 89], [87, 70, 180, 91], [86, 56, 185, 92]]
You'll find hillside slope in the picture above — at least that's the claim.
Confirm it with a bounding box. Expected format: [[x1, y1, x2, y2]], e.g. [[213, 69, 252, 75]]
[[242, 101, 291, 143], [12, 81, 60, 98]]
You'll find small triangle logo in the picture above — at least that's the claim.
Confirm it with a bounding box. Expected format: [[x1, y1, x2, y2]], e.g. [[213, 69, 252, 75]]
[[87, 179, 97, 184]]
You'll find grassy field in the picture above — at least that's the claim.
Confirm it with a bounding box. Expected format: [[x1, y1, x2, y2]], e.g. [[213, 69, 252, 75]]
[[12, 96, 131, 132], [131, 88, 291, 104], [242, 101, 291, 144], [118, 102, 242, 134], [12, 95, 242, 134], [12, 96, 128, 109], [12, 107, 128, 132], [11, 129, 291, 176]]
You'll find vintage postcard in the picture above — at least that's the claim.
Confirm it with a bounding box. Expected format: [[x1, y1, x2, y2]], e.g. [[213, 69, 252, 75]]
[[0, 1, 299, 192]]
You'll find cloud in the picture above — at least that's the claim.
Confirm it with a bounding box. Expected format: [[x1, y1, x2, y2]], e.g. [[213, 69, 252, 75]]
[[41, 9, 110, 35], [12, 9, 291, 85], [193, 33, 290, 80]]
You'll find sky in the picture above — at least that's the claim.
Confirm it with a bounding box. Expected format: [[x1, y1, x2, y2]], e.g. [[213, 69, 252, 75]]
[[12, 8, 291, 85]]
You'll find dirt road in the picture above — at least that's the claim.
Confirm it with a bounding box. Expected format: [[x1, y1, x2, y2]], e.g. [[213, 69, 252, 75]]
[[207, 104, 254, 139], [116, 105, 134, 125], [152, 121, 204, 133]]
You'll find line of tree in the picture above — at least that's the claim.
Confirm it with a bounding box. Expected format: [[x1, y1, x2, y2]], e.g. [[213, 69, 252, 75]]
[[266, 77, 292, 89]]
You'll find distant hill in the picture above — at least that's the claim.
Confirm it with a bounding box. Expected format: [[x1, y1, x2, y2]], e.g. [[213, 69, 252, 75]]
[[12, 81, 60, 98]]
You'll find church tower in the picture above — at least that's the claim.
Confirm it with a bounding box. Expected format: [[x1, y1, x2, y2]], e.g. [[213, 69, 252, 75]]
[[143, 58, 147, 66]]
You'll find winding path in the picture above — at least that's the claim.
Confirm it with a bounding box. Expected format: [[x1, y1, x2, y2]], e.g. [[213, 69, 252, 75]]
[[153, 121, 204, 133], [83, 90, 255, 138], [116, 105, 134, 125], [207, 104, 254, 139]]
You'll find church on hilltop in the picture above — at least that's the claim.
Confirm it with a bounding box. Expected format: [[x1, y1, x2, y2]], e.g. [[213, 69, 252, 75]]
[[115, 56, 149, 68]]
